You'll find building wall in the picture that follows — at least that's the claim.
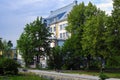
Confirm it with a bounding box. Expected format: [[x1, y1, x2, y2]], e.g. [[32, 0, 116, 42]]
[[49, 20, 69, 47], [57, 20, 69, 39], [50, 20, 68, 39], [47, 1, 77, 47]]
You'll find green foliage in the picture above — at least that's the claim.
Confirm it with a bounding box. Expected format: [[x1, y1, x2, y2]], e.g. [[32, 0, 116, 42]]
[[106, 56, 120, 68], [108, 0, 120, 55], [47, 46, 63, 69], [0, 58, 19, 75], [99, 72, 109, 80], [62, 36, 83, 70], [0, 40, 13, 58], [0, 58, 4, 75], [64, 2, 108, 70], [0, 38, 3, 50], [105, 0, 120, 68], [67, 2, 85, 33], [17, 17, 51, 67], [82, 11, 107, 57]]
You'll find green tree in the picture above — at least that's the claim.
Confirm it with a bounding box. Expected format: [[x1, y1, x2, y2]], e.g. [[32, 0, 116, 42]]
[[62, 36, 83, 70], [105, 0, 120, 68], [17, 17, 51, 68], [65, 2, 106, 69], [17, 33, 34, 67], [0, 38, 3, 50], [7, 40, 13, 58], [82, 10, 108, 70], [47, 46, 63, 69], [64, 2, 86, 70], [67, 2, 85, 34], [2, 40, 13, 58]]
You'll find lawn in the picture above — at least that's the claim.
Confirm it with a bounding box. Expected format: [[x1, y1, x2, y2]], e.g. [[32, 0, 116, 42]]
[[0, 73, 48, 80], [63, 70, 120, 78]]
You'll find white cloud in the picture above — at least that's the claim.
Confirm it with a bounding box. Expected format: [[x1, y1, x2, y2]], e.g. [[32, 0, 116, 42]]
[[95, 0, 113, 14]]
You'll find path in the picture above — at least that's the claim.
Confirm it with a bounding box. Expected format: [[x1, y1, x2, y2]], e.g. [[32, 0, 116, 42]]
[[27, 69, 120, 80]]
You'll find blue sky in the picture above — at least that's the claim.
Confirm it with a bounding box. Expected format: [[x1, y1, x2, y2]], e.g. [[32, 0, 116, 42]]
[[0, 0, 113, 47]]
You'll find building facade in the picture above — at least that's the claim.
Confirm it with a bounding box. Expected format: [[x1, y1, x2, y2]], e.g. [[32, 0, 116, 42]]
[[46, 0, 77, 47]]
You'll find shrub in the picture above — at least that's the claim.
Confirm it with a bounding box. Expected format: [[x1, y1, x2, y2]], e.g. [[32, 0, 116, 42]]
[[0, 58, 4, 75], [99, 72, 109, 80], [0, 58, 20, 75]]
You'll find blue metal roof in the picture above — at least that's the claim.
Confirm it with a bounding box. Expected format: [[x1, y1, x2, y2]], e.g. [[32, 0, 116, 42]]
[[57, 12, 66, 20], [46, 1, 77, 25]]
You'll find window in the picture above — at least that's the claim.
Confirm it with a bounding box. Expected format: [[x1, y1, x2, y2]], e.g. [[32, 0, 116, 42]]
[[50, 27, 52, 32], [60, 25, 62, 30], [63, 24, 65, 26], [63, 24, 66, 30], [54, 26, 56, 32], [60, 33, 62, 38], [66, 32, 69, 37], [63, 33, 65, 39], [65, 23, 68, 26]]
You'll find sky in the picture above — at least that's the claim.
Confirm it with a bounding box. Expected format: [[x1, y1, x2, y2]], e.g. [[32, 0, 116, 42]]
[[0, 0, 113, 47]]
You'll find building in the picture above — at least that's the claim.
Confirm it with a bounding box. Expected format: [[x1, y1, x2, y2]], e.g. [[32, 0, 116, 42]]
[[46, 0, 77, 47]]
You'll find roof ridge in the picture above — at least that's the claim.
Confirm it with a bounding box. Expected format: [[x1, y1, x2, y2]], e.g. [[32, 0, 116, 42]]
[[50, 1, 75, 14]]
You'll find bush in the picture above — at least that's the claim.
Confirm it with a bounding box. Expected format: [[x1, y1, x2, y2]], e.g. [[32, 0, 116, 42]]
[[0, 58, 4, 75], [0, 58, 20, 75], [99, 72, 109, 80]]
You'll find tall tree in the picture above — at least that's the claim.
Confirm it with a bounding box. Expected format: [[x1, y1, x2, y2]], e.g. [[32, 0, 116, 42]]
[[65, 2, 107, 69], [2, 40, 13, 58], [105, 0, 120, 68], [47, 46, 63, 69], [17, 17, 51, 68], [17, 32, 33, 67], [82, 9, 108, 70], [0, 38, 3, 50]]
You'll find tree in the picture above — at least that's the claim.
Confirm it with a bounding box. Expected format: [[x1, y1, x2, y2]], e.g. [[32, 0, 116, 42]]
[[0, 38, 3, 50], [64, 2, 86, 69], [62, 36, 83, 70], [7, 40, 13, 58], [47, 46, 63, 69], [1, 40, 13, 58], [82, 10, 108, 70], [110, 0, 120, 56], [17, 33, 34, 67], [67, 2, 85, 34], [105, 0, 120, 68], [17, 17, 51, 68], [65, 2, 107, 69]]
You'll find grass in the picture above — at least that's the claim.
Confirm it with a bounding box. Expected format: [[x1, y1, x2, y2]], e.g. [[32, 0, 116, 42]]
[[63, 70, 120, 78], [0, 73, 48, 80]]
